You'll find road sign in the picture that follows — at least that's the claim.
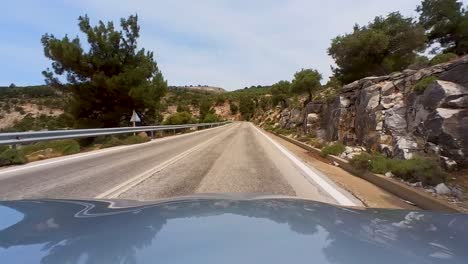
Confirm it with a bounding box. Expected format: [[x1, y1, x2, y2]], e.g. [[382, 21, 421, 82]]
[[130, 110, 141, 123]]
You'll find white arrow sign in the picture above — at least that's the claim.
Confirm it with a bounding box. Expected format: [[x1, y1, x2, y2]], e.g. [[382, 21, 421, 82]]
[[130, 110, 141, 123]]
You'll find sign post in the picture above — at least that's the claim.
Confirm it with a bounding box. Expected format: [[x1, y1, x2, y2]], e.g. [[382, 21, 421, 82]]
[[130, 110, 141, 136]]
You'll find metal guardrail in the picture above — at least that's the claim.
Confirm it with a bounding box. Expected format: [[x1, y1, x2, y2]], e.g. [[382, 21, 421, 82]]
[[0, 122, 230, 146]]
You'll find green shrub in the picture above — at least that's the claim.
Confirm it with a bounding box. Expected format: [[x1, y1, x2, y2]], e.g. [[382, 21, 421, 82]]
[[414, 76, 437, 95], [392, 157, 446, 186], [203, 113, 220, 123], [321, 142, 345, 156], [123, 135, 150, 145], [264, 124, 274, 131], [349, 152, 373, 171], [275, 128, 292, 135], [350, 153, 446, 186], [101, 135, 150, 148], [102, 137, 124, 148], [163, 112, 197, 125], [0, 148, 26, 166], [22, 139, 80, 156], [429, 53, 457, 66]]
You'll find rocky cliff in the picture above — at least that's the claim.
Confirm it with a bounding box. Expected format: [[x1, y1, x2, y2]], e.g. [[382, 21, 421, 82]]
[[264, 56, 468, 169]]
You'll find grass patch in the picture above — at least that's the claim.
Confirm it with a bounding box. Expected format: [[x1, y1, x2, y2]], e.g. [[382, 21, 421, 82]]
[[22, 139, 80, 156], [429, 53, 457, 66], [414, 76, 437, 95], [350, 153, 446, 186], [321, 142, 345, 156], [0, 148, 26, 166]]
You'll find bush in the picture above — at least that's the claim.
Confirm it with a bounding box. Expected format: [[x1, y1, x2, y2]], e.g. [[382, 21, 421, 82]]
[[123, 135, 150, 145], [350, 153, 394, 173], [308, 138, 324, 149], [275, 128, 293, 135], [349, 152, 373, 171], [14, 106, 24, 113], [321, 142, 345, 156], [350, 153, 446, 186], [392, 157, 446, 186], [429, 53, 457, 66], [22, 139, 80, 156], [102, 137, 124, 148], [203, 113, 220, 123], [414, 76, 437, 95], [230, 102, 239, 115], [0, 148, 26, 166], [163, 112, 197, 125], [102, 135, 150, 148]]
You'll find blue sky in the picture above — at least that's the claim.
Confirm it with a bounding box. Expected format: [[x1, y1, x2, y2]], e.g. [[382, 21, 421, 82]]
[[1, 0, 461, 90]]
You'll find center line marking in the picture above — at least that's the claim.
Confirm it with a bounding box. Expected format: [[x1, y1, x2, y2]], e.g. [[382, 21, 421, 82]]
[[95, 123, 238, 199]]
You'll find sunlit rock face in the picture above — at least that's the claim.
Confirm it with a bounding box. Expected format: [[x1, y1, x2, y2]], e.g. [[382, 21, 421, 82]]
[[280, 56, 468, 168]]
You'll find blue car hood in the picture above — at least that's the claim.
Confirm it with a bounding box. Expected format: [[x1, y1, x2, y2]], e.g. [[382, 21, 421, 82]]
[[0, 196, 467, 263]]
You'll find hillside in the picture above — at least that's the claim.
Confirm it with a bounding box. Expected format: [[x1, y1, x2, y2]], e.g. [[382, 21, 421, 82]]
[[170, 85, 226, 93], [0, 85, 69, 131], [0, 84, 270, 130]]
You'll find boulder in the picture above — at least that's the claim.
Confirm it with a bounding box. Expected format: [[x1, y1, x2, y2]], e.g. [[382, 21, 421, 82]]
[[384, 103, 407, 135], [307, 113, 319, 123], [440, 156, 458, 171], [421, 80, 468, 109], [289, 108, 303, 127], [434, 183, 451, 195], [439, 57, 468, 87], [394, 136, 419, 159]]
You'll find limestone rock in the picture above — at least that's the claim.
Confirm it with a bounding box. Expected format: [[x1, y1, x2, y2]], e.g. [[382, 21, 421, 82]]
[[434, 183, 451, 195]]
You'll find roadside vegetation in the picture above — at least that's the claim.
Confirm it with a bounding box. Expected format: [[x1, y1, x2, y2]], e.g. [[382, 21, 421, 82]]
[[320, 143, 346, 157], [350, 153, 447, 186], [414, 76, 438, 94]]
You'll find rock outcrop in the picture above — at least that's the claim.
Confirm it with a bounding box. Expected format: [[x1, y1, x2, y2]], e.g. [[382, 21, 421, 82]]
[[275, 56, 468, 168]]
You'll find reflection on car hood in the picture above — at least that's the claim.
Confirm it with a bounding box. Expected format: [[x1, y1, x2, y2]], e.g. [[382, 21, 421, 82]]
[[0, 195, 467, 264]]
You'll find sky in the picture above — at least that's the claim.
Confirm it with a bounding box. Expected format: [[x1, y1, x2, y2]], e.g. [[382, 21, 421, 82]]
[[0, 0, 457, 90]]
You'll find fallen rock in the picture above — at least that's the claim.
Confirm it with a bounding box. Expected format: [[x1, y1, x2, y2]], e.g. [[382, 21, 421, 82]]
[[434, 183, 451, 195], [441, 156, 458, 171], [384, 172, 394, 178]]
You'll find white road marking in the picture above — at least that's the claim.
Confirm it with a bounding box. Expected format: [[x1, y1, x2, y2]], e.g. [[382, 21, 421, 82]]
[[95, 124, 237, 199], [0, 124, 231, 177], [251, 124, 357, 206]]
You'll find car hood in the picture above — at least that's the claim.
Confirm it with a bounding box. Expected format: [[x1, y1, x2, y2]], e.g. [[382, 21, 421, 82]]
[[0, 195, 467, 264]]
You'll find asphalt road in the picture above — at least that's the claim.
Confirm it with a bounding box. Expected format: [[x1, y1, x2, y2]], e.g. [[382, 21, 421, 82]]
[[0, 122, 361, 206]]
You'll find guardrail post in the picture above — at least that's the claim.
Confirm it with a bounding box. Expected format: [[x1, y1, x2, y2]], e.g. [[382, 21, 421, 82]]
[[150, 130, 154, 139]]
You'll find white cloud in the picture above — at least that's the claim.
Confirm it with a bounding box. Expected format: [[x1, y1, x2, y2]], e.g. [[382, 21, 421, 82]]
[[8, 0, 463, 90]]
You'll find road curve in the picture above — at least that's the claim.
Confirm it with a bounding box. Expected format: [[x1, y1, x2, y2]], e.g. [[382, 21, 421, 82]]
[[0, 122, 361, 206]]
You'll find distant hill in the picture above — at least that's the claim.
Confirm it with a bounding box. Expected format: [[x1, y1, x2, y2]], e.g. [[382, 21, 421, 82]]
[[169, 85, 226, 93]]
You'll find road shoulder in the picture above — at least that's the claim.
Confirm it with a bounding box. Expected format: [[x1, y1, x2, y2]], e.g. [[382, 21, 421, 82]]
[[264, 130, 418, 210]]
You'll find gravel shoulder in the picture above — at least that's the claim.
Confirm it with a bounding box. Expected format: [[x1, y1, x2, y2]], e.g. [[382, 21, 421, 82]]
[[265, 131, 418, 210]]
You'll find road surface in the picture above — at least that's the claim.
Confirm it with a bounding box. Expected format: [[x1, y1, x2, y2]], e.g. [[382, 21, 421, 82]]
[[0, 122, 361, 206]]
